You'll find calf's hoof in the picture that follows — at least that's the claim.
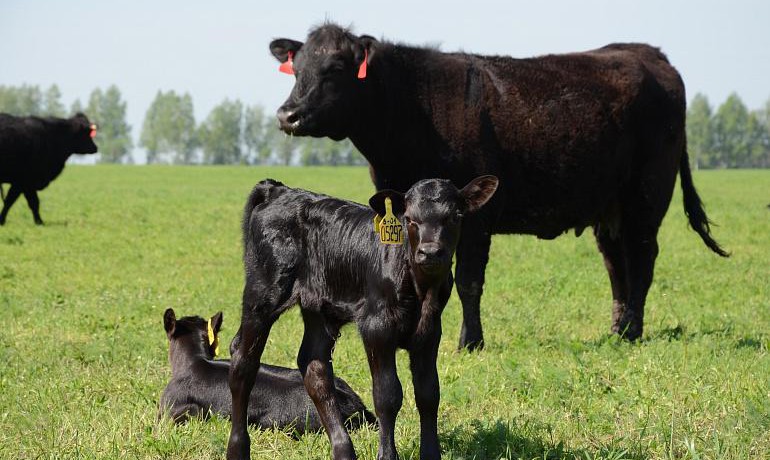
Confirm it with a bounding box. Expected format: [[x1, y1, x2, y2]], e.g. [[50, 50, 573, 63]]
[[226, 434, 251, 460], [34, 218, 44, 226]]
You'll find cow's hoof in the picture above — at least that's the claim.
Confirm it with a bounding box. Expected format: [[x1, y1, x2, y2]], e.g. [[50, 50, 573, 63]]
[[458, 337, 484, 352], [612, 322, 642, 341]]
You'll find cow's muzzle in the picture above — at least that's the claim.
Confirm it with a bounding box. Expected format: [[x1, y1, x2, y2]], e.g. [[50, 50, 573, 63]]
[[277, 106, 301, 134]]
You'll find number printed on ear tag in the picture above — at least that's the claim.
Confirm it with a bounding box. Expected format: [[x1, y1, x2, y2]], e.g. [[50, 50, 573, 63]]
[[377, 197, 404, 245]]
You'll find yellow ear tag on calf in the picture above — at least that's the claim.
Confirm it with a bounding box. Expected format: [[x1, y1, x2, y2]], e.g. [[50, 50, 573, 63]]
[[377, 197, 404, 245], [207, 319, 219, 357]]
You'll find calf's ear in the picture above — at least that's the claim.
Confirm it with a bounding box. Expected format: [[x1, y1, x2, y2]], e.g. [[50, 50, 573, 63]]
[[270, 38, 304, 62], [369, 190, 406, 217], [163, 308, 176, 335], [460, 175, 499, 213], [210, 312, 223, 336]]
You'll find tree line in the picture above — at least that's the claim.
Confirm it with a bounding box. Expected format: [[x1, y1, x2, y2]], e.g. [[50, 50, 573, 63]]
[[2, 83, 769, 168], [0, 84, 364, 166]]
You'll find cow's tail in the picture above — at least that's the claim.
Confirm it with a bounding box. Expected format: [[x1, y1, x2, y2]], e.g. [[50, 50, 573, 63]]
[[679, 149, 729, 257], [0, 184, 4, 202], [241, 178, 286, 242]]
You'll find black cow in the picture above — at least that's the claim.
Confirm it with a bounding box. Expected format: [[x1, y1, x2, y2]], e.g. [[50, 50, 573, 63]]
[[269, 24, 728, 349], [227, 176, 498, 460], [160, 309, 374, 433], [0, 112, 98, 225]]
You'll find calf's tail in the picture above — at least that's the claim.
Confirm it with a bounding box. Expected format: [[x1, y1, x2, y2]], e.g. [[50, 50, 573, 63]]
[[679, 150, 729, 257], [241, 178, 286, 239]]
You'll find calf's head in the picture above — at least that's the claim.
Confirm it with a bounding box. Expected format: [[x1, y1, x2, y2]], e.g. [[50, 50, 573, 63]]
[[369, 176, 499, 278], [163, 308, 223, 361], [270, 23, 376, 140], [69, 113, 99, 154]]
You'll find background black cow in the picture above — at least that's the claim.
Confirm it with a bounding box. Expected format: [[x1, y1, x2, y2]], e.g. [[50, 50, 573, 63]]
[[0, 112, 98, 225], [269, 23, 728, 349]]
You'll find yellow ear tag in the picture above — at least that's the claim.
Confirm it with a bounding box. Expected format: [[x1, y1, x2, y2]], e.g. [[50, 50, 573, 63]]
[[377, 197, 404, 245], [207, 319, 219, 357]]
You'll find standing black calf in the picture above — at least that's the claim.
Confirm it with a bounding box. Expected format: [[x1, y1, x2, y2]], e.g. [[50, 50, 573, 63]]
[[160, 308, 374, 434], [0, 112, 98, 225], [227, 176, 498, 460]]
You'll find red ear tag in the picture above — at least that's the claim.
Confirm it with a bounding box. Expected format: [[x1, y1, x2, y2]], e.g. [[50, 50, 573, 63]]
[[89, 124, 97, 138], [279, 51, 295, 75], [357, 49, 368, 79]]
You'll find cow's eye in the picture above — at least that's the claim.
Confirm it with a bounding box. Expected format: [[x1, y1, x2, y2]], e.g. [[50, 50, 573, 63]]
[[448, 212, 462, 224]]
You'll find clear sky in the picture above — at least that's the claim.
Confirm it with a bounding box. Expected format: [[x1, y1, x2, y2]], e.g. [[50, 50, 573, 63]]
[[2, 0, 769, 146]]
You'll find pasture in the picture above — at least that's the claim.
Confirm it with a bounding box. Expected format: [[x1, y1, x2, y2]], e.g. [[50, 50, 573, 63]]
[[0, 166, 767, 460]]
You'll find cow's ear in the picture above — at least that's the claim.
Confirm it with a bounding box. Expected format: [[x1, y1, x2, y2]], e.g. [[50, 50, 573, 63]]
[[270, 38, 303, 63], [460, 175, 499, 213], [354, 35, 377, 75], [369, 189, 405, 217], [210, 311, 223, 336], [163, 308, 176, 336]]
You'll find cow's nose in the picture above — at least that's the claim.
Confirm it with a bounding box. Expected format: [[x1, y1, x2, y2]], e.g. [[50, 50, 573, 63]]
[[276, 107, 300, 132], [415, 244, 445, 265]]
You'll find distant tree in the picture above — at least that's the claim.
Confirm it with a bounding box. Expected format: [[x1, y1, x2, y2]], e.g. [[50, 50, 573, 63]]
[[140, 90, 197, 164], [243, 105, 272, 164], [87, 85, 133, 163], [686, 93, 713, 170], [43, 84, 66, 117], [0, 84, 43, 115], [747, 109, 770, 168], [198, 99, 244, 164], [275, 134, 295, 165], [712, 93, 751, 168], [70, 98, 84, 116]]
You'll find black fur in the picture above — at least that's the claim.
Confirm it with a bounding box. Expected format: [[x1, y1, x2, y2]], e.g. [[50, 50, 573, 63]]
[[270, 23, 728, 348], [160, 309, 375, 434], [226, 176, 497, 460], [0, 113, 98, 225]]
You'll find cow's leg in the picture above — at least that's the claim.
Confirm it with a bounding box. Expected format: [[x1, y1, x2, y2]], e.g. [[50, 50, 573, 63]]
[[297, 310, 354, 460], [0, 184, 22, 225], [455, 223, 492, 350], [408, 322, 442, 460], [364, 336, 402, 460], [594, 227, 631, 337], [616, 222, 659, 341], [22, 189, 43, 225]]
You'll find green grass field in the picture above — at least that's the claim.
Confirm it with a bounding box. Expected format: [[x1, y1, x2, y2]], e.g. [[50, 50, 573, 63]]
[[0, 166, 768, 460]]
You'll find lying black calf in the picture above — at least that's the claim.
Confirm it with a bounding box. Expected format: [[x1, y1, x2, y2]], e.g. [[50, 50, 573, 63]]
[[160, 308, 374, 434], [227, 176, 498, 460]]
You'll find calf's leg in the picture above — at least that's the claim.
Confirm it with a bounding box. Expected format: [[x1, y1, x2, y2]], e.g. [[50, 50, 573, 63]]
[[298, 310, 355, 460], [0, 185, 22, 225], [22, 189, 43, 225], [409, 323, 442, 460], [364, 337, 402, 460], [227, 312, 273, 460], [454, 223, 492, 351]]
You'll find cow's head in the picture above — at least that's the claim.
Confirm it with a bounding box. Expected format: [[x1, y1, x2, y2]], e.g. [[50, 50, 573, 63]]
[[69, 113, 99, 154], [369, 176, 499, 278], [270, 24, 377, 140]]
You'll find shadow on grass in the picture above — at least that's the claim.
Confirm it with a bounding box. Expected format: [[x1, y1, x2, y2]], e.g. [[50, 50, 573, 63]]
[[439, 419, 646, 460]]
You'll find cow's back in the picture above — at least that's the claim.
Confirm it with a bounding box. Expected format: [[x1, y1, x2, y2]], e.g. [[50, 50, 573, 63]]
[[418, 43, 685, 237], [0, 114, 67, 188]]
